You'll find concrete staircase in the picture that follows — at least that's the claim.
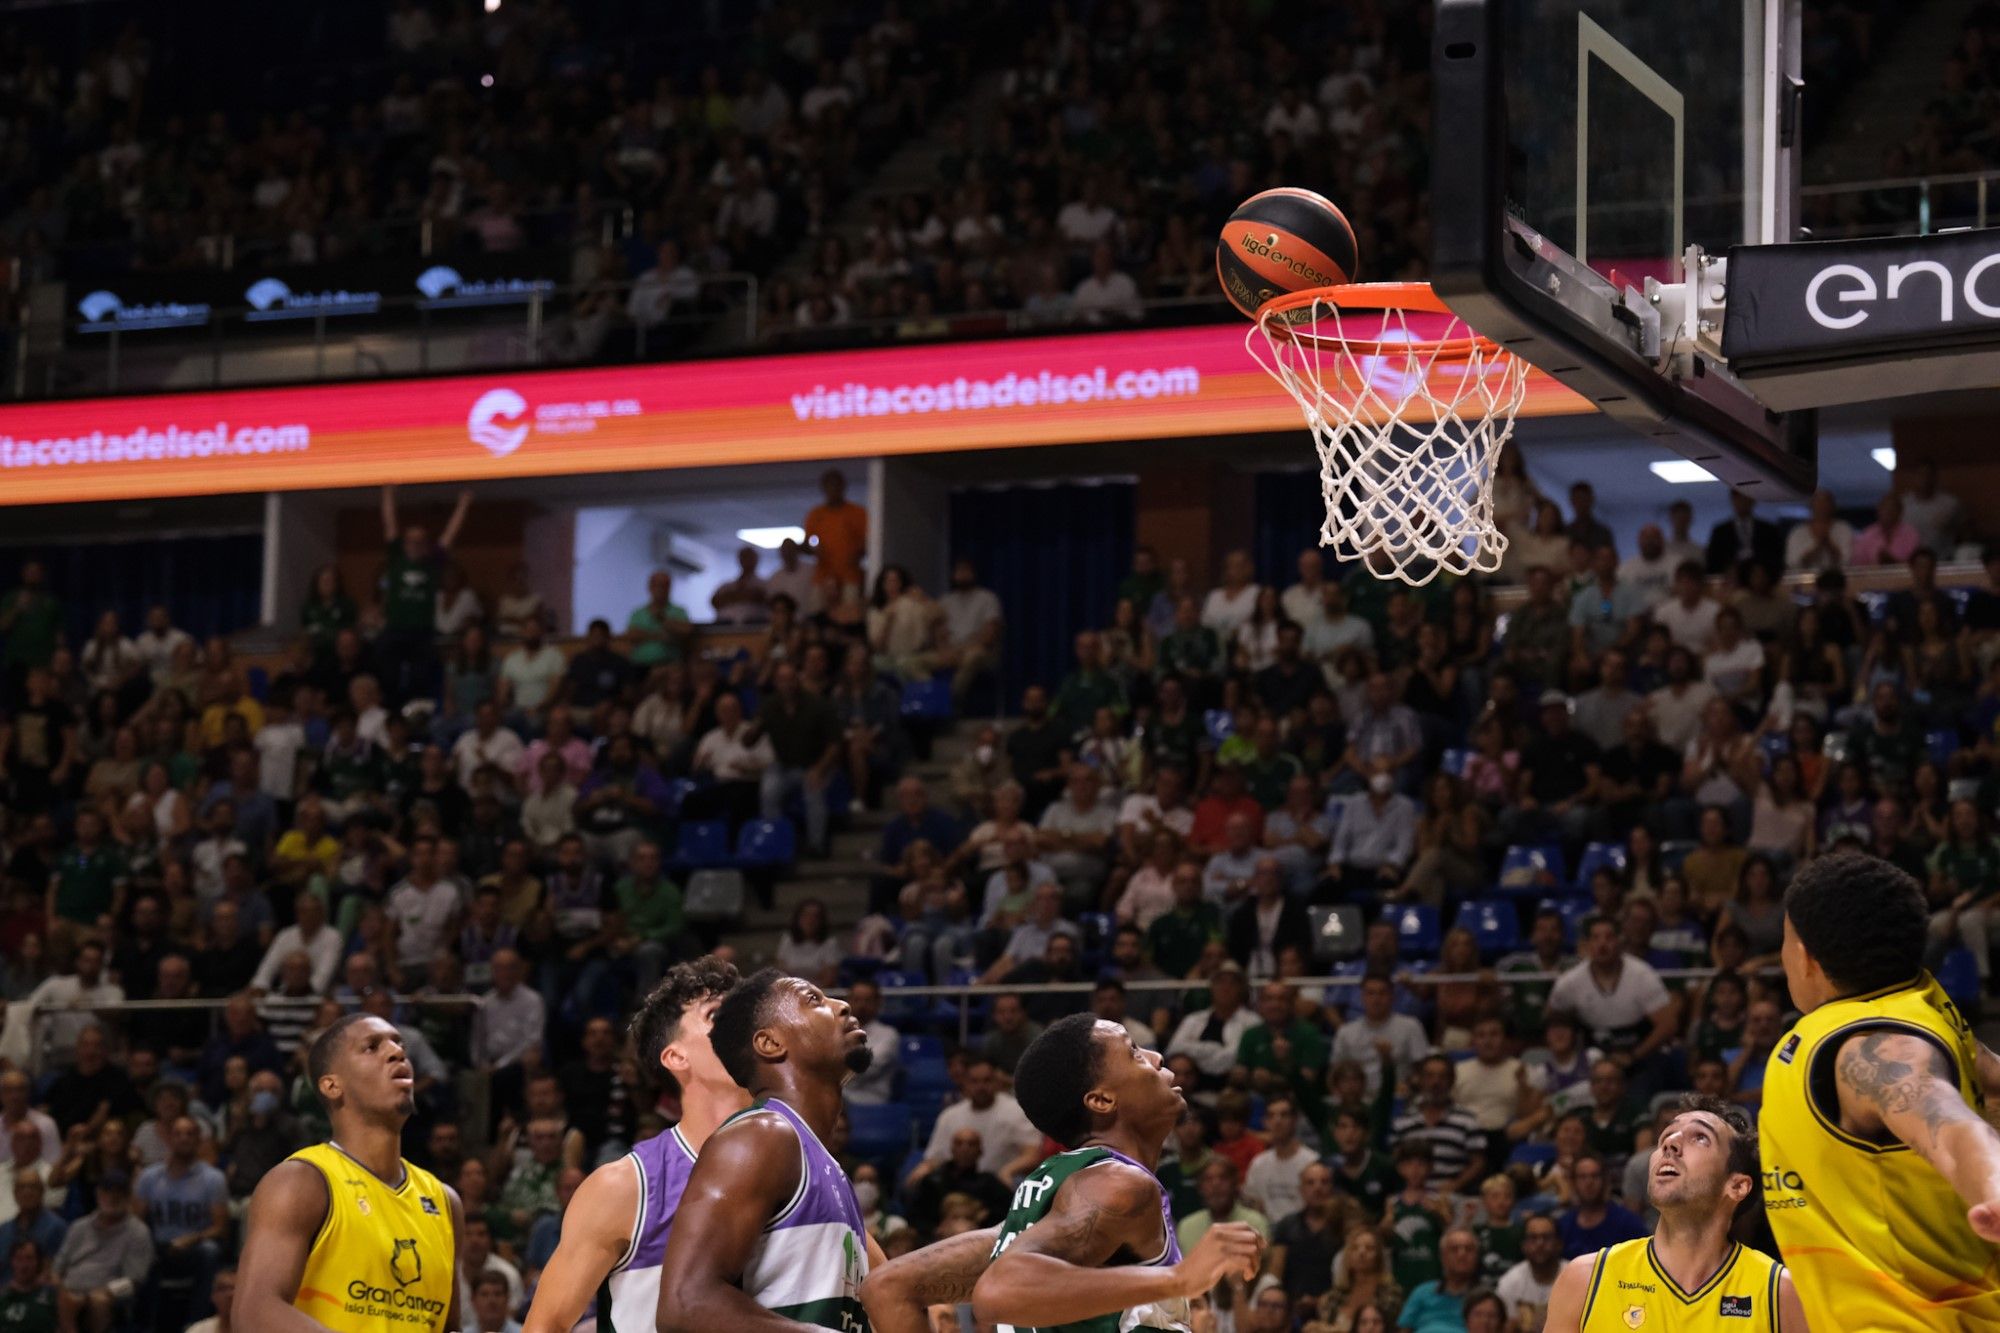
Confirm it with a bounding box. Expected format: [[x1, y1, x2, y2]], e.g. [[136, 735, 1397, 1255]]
[[1810, 0, 1977, 183], [715, 722, 975, 965]]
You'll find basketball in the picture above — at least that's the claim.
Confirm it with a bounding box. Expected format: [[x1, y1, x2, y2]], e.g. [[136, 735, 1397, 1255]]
[[1215, 187, 1359, 320]]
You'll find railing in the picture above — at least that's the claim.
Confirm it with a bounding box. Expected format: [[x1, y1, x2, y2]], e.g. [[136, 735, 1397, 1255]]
[[1801, 168, 2000, 239]]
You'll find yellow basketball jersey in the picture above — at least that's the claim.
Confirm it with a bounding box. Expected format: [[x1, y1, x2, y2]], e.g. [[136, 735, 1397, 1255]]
[[1579, 1238, 1782, 1332], [288, 1142, 457, 1333], [1759, 971, 2000, 1331]]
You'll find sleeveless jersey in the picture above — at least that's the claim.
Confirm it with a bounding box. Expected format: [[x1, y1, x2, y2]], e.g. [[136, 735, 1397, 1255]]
[[597, 1124, 700, 1333], [730, 1098, 870, 1330], [1760, 971, 2000, 1331], [988, 1145, 1188, 1333], [288, 1142, 456, 1333], [1577, 1238, 1782, 1332]]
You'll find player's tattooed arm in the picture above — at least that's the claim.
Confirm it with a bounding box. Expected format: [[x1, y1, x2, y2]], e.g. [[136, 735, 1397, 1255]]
[[859, 1226, 1000, 1333], [1836, 1029, 2000, 1241], [972, 1165, 1262, 1328]]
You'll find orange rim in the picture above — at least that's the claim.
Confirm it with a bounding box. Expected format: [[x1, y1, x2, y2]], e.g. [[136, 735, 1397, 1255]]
[[1255, 282, 1505, 359]]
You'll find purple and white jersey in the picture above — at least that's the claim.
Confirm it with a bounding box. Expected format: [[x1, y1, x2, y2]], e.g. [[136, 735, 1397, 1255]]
[[733, 1097, 870, 1331], [597, 1123, 699, 1333]]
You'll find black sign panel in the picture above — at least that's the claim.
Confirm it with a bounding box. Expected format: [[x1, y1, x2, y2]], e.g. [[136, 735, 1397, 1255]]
[[1723, 229, 2000, 370]]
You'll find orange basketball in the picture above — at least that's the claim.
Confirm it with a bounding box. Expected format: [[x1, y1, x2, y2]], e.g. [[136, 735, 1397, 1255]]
[[1216, 187, 1359, 320]]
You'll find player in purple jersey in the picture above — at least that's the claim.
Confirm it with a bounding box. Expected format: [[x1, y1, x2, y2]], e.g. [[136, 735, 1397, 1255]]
[[660, 969, 885, 1333], [521, 957, 742, 1333]]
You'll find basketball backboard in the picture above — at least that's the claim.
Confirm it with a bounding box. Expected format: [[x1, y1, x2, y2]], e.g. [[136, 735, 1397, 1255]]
[[1431, 0, 1817, 496]]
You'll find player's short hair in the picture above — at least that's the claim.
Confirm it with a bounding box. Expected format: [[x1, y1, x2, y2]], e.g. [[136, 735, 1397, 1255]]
[[709, 968, 791, 1092], [630, 956, 740, 1094], [1670, 1093, 1758, 1185], [1784, 851, 1927, 994], [306, 1012, 377, 1106], [1011, 1013, 1109, 1148]]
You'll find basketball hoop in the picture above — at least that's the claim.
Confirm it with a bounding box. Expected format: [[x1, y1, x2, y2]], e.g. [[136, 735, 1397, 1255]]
[[1247, 282, 1529, 587]]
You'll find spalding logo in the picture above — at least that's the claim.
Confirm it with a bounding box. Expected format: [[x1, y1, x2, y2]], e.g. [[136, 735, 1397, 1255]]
[[468, 388, 529, 457]]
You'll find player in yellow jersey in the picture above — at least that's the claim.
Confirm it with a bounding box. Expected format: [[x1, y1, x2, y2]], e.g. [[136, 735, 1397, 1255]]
[[1761, 852, 2000, 1331], [235, 1012, 462, 1333], [1544, 1094, 1807, 1332]]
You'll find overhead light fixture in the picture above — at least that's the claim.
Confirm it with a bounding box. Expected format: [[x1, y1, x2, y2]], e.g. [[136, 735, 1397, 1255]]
[[1872, 447, 1897, 471], [484, 0, 501, 11], [1648, 460, 1718, 484], [480, 74, 495, 88], [736, 526, 806, 550]]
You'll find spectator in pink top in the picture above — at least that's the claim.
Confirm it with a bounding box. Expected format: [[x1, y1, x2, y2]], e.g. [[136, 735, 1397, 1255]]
[[1851, 490, 1921, 566], [517, 710, 592, 795]]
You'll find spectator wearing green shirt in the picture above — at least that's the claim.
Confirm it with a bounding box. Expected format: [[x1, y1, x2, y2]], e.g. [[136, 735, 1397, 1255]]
[[1115, 546, 1165, 619], [611, 840, 682, 994], [47, 810, 123, 968], [0, 560, 61, 687], [0, 1238, 54, 1333], [1241, 718, 1305, 810], [377, 485, 471, 705], [299, 564, 357, 665], [1050, 631, 1128, 737], [1238, 980, 1328, 1120], [1156, 598, 1224, 690], [755, 663, 843, 854], [628, 570, 692, 669], [496, 1117, 566, 1242], [1145, 862, 1223, 979]]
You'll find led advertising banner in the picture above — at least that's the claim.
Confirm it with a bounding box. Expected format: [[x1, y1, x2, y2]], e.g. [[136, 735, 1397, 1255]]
[[0, 321, 1588, 506]]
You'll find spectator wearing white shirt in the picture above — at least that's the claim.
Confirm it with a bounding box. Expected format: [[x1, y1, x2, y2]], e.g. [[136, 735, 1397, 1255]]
[[1201, 550, 1261, 638], [936, 559, 1003, 705], [470, 949, 545, 1122], [387, 835, 461, 986], [1785, 489, 1854, 572], [1328, 972, 1431, 1097], [1701, 608, 1766, 706], [1662, 500, 1705, 569], [348, 674, 390, 748], [451, 701, 526, 794], [1243, 1094, 1314, 1226], [0, 1073, 59, 1166], [132, 606, 194, 685], [1263, 88, 1323, 140], [1280, 550, 1330, 630], [1325, 773, 1417, 888], [496, 626, 566, 725], [1166, 963, 1263, 1086], [1645, 646, 1718, 752], [765, 539, 821, 618], [1650, 560, 1721, 654], [689, 692, 776, 827], [841, 978, 900, 1106], [1056, 180, 1119, 246], [1200, 812, 1263, 906], [247, 891, 341, 995], [1071, 244, 1142, 325], [1618, 525, 1680, 607], [78, 612, 143, 696], [1497, 1214, 1566, 1323], [906, 1058, 1042, 1186], [23, 945, 125, 1068], [1546, 917, 1677, 1073], [627, 239, 701, 330], [1899, 459, 1963, 553], [435, 565, 483, 638]]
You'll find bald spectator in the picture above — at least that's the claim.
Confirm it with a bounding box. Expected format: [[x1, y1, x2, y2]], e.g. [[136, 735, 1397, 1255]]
[[0, 1074, 57, 1167], [1786, 489, 1854, 572], [196, 998, 284, 1108], [51, 1171, 152, 1333], [0, 1124, 53, 1225], [908, 1058, 1040, 1187], [1168, 963, 1262, 1085], [1036, 765, 1117, 902], [43, 1025, 140, 1137], [1226, 860, 1311, 978], [222, 1070, 301, 1199], [247, 890, 340, 995], [908, 1128, 1011, 1234], [254, 952, 319, 1055], [1201, 812, 1264, 905]]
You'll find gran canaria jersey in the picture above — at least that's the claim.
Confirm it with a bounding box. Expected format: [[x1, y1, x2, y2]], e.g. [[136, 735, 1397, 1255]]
[[288, 1142, 456, 1333], [1760, 970, 2000, 1331], [1577, 1238, 1782, 1332], [988, 1145, 1187, 1333]]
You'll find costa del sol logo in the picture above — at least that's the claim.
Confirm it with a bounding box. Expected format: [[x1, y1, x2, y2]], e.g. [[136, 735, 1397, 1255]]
[[468, 388, 529, 457]]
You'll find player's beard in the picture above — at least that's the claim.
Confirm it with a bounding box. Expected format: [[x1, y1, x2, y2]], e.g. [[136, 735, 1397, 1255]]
[[394, 1090, 417, 1118], [843, 1044, 874, 1075]]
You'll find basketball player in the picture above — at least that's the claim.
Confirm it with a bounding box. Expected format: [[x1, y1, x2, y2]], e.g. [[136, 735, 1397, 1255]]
[[969, 1013, 1265, 1332], [1542, 1095, 1805, 1332], [521, 957, 740, 1333], [234, 1013, 460, 1333], [1761, 852, 2000, 1330], [657, 969, 884, 1332]]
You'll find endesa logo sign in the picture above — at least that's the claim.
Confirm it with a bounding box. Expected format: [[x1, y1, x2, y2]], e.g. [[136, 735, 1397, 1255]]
[[0, 322, 1586, 506]]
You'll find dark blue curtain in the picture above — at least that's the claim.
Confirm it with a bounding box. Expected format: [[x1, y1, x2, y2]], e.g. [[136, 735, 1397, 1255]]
[[0, 534, 264, 647], [950, 482, 1134, 705], [1253, 469, 1333, 587]]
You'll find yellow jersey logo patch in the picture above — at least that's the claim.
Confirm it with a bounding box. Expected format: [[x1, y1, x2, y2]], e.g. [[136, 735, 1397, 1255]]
[[1623, 1305, 1646, 1328], [390, 1238, 421, 1288]]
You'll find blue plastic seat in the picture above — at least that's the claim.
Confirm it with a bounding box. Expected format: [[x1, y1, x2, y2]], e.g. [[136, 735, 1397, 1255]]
[[1204, 709, 1234, 743], [246, 665, 270, 702], [845, 1103, 914, 1159], [1508, 1141, 1558, 1168], [1571, 842, 1627, 891], [900, 676, 954, 722], [900, 1034, 944, 1066], [1660, 839, 1699, 873], [1538, 896, 1598, 945], [1938, 947, 1980, 1012], [1440, 748, 1472, 778], [1388, 904, 1440, 958], [1455, 898, 1520, 957], [1307, 904, 1365, 962], [674, 819, 731, 870], [1928, 729, 1961, 766], [1497, 844, 1566, 893], [735, 817, 797, 868], [662, 777, 699, 819]]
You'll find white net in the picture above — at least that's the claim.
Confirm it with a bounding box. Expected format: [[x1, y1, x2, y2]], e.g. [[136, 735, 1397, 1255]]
[[1248, 290, 1529, 587]]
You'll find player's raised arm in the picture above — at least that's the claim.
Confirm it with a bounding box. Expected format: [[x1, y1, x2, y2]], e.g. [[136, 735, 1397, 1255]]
[[1537, 1253, 1598, 1333], [859, 1225, 999, 1333], [656, 1113, 806, 1333], [971, 1164, 1261, 1327], [1835, 1029, 2000, 1241], [234, 1161, 345, 1333]]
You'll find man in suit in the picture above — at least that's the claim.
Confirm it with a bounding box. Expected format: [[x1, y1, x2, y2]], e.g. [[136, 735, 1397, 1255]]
[[1225, 856, 1311, 975], [1704, 490, 1783, 579]]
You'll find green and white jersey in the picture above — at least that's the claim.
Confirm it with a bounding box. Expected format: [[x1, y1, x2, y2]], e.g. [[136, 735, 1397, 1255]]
[[988, 1146, 1187, 1333]]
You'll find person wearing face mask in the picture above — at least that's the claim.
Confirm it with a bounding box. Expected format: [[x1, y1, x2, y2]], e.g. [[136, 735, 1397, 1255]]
[[1322, 771, 1416, 892], [936, 559, 1003, 706], [850, 1162, 908, 1244], [949, 725, 1010, 820]]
